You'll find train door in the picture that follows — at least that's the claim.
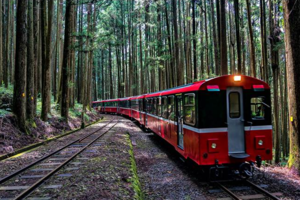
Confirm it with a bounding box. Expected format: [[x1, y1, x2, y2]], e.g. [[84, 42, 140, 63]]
[[226, 87, 245, 154], [176, 94, 184, 149]]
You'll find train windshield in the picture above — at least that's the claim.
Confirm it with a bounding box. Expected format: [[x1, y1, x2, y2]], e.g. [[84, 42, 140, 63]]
[[244, 90, 271, 126], [250, 97, 270, 120]]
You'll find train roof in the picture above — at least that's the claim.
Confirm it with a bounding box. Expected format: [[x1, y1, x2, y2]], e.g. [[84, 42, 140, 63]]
[[119, 97, 131, 101], [96, 75, 270, 101], [99, 98, 120, 102], [145, 75, 269, 98]]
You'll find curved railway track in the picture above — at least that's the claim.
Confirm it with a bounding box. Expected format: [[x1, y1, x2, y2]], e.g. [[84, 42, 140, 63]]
[[215, 180, 281, 200], [0, 117, 119, 200]]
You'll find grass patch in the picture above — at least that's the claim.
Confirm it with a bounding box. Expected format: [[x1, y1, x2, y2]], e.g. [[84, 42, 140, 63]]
[[126, 133, 144, 200]]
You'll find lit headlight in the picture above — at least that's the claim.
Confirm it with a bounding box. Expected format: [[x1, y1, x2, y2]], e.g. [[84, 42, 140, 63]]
[[211, 143, 217, 149], [258, 140, 263, 146]]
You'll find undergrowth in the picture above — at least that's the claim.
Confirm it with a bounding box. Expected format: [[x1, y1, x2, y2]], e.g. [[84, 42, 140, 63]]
[[126, 133, 144, 200]]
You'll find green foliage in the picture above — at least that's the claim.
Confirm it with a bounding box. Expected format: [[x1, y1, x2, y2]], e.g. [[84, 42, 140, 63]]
[[0, 109, 9, 116], [0, 84, 13, 95], [126, 133, 144, 200]]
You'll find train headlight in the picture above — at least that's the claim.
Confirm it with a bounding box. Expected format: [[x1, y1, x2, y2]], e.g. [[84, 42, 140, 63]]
[[211, 143, 217, 149], [258, 140, 263, 146], [234, 75, 241, 81]]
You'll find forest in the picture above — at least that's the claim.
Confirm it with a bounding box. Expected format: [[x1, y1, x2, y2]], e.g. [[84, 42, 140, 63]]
[[0, 0, 299, 175]]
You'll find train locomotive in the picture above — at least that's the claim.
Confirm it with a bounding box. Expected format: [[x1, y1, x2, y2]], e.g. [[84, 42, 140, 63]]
[[92, 75, 272, 179]]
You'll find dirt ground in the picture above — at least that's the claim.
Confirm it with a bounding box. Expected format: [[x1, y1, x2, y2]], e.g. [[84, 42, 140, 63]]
[[0, 111, 101, 156]]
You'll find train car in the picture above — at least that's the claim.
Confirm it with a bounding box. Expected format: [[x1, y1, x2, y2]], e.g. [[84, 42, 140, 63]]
[[98, 75, 272, 179], [130, 95, 146, 125], [119, 97, 131, 117], [101, 99, 119, 114], [92, 100, 102, 112]]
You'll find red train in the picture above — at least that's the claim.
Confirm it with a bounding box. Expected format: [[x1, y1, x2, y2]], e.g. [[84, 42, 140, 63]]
[[92, 75, 272, 179]]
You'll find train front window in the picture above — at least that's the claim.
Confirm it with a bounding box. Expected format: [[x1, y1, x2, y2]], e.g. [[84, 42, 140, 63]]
[[251, 97, 269, 120], [229, 92, 240, 118]]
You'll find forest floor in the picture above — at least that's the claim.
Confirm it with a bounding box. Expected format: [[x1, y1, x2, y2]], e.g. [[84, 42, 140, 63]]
[[0, 85, 101, 156]]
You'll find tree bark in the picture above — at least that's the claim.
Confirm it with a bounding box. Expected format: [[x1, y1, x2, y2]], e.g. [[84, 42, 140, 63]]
[[246, 0, 256, 77], [283, 0, 300, 173], [220, 0, 228, 75], [13, 0, 28, 131], [61, 0, 74, 120], [234, 0, 241, 74], [27, 0, 35, 120]]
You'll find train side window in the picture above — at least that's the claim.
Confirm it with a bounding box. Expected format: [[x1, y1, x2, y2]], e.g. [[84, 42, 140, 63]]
[[184, 93, 196, 126], [168, 96, 175, 121], [229, 92, 240, 118], [153, 98, 157, 115], [157, 97, 162, 117], [148, 99, 152, 114], [251, 97, 267, 120], [162, 97, 168, 119]]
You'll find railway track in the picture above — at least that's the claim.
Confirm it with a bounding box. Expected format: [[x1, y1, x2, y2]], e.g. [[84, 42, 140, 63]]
[[0, 117, 119, 200], [215, 180, 281, 200]]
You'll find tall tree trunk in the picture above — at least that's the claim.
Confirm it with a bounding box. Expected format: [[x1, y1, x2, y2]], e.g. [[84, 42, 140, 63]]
[[283, 0, 300, 173], [192, 0, 197, 80], [4, 0, 11, 88], [220, 0, 228, 75], [33, 0, 40, 115], [41, 0, 54, 121], [246, 0, 256, 77], [13, 0, 28, 131], [269, 0, 281, 164], [27, 0, 35, 120], [210, 0, 219, 77], [261, 0, 268, 81], [61, 0, 74, 120], [234, 0, 241, 74], [109, 43, 113, 99]]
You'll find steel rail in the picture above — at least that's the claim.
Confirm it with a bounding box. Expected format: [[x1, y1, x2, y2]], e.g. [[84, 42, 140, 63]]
[[245, 180, 280, 200], [216, 182, 242, 200], [13, 119, 119, 200], [0, 118, 115, 185]]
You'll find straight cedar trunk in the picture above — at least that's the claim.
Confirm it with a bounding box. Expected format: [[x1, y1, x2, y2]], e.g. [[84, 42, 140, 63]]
[[55, 0, 63, 102], [109, 44, 113, 99], [219, 0, 228, 75], [204, 1, 209, 75], [139, 25, 144, 94], [61, 0, 74, 120], [156, 0, 164, 90], [164, 0, 174, 88], [11, 1, 16, 85], [4, 0, 11, 88], [101, 50, 105, 99], [234, 0, 241, 74], [260, 0, 268, 81], [33, 0, 40, 115], [210, 0, 219, 76], [246, 0, 256, 77], [0, 0, 2, 85], [241, 3, 246, 75], [41, 0, 54, 121], [283, 0, 300, 173], [192, 0, 197, 80], [269, 0, 281, 164], [27, 0, 35, 120], [172, 0, 182, 86], [13, 0, 28, 131]]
